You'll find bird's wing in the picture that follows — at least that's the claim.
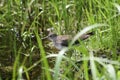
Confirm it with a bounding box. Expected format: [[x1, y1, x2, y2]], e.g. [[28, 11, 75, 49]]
[[55, 35, 71, 46], [57, 35, 72, 41]]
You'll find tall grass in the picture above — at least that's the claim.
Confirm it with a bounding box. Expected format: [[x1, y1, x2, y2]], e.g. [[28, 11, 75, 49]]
[[0, 0, 120, 80]]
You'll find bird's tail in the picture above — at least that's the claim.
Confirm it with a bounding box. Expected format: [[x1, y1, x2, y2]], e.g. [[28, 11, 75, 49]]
[[80, 32, 94, 40]]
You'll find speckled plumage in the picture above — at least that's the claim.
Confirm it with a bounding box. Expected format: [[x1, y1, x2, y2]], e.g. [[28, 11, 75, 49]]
[[48, 32, 93, 50]]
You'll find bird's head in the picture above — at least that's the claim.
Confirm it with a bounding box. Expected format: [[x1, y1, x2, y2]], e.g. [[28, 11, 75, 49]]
[[48, 32, 57, 41]]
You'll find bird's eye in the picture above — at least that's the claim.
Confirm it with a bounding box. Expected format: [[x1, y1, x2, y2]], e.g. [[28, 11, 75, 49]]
[[49, 35, 52, 37], [49, 34, 56, 37]]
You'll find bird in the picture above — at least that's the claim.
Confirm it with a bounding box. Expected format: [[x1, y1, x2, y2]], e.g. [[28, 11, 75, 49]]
[[48, 32, 94, 50]]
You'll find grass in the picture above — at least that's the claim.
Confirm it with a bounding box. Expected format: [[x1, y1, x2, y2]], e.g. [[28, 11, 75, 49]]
[[0, 0, 120, 80]]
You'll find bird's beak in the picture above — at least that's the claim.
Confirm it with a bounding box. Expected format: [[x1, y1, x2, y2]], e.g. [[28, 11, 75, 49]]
[[41, 35, 49, 40]]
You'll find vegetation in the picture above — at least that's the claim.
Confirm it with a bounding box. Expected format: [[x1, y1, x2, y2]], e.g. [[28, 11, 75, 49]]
[[0, 0, 120, 80]]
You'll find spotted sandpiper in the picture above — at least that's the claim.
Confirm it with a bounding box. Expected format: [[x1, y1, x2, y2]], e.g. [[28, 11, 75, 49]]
[[48, 32, 94, 50]]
